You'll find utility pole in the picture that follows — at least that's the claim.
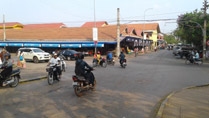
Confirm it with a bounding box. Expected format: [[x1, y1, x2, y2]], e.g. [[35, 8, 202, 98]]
[[3, 14, 6, 41], [116, 8, 120, 57], [93, 0, 97, 55], [203, 0, 208, 60]]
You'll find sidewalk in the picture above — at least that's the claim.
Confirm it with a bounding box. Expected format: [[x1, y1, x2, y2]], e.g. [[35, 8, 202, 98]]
[[158, 85, 209, 118]]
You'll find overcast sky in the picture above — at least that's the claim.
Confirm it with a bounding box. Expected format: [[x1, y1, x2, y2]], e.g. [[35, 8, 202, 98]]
[[0, 0, 205, 33]]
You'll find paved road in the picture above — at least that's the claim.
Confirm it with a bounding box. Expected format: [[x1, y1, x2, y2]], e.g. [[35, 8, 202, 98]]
[[0, 50, 209, 118]]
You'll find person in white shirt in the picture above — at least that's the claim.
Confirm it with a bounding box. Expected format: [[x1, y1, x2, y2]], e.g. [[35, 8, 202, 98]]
[[48, 53, 62, 79]]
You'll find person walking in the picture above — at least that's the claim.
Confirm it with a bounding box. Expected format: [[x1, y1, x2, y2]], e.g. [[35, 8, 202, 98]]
[[18, 51, 26, 68]]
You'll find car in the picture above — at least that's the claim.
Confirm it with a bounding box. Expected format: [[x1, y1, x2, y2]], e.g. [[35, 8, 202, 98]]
[[17, 48, 50, 63], [173, 46, 181, 55], [58, 49, 79, 61]]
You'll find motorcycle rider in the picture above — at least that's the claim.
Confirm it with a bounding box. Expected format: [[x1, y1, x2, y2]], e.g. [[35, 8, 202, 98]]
[[47, 53, 62, 79], [96, 51, 101, 65], [106, 51, 113, 62], [0, 54, 13, 82], [75, 54, 94, 86], [119, 51, 126, 65]]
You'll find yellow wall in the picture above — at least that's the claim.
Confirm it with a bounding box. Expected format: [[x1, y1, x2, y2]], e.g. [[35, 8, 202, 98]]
[[149, 30, 158, 47]]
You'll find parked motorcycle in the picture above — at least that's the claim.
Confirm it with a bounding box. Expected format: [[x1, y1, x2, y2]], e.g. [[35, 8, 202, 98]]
[[185, 54, 203, 65], [59, 54, 66, 72], [72, 69, 96, 97], [0, 66, 21, 88], [120, 59, 127, 68], [46, 65, 60, 85], [92, 57, 107, 68]]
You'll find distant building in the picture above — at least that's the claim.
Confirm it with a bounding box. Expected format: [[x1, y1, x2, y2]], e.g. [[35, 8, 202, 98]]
[[24, 23, 66, 29]]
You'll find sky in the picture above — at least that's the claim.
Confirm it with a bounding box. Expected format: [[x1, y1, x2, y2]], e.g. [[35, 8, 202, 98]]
[[0, 0, 205, 33]]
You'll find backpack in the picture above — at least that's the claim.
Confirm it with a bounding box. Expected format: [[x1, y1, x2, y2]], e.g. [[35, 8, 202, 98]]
[[20, 56, 23, 61]]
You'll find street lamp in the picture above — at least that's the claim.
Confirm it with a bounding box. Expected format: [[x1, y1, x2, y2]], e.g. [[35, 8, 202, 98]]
[[142, 8, 153, 52]]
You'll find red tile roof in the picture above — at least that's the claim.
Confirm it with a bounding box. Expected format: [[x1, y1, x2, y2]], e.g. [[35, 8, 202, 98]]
[[81, 21, 108, 28], [0, 22, 23, 26], [0, 26, 131, 41], [23, 23, 66, 29]]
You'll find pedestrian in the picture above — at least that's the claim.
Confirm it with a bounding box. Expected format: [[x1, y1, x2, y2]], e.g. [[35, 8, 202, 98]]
[[17, 51, 26, 68], [134, 47, 138, 57]]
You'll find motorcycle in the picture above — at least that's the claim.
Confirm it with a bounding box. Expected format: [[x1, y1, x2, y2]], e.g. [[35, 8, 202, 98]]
[[107, 58, 115, 65], [185, 54, 203, 65], [72, 69, 96, 97], [120, 59, 127, 68], [46, 64, 60, 85], [59, 54, 66, 72], [92, 57, 107, 68], [0, 66, 21, 88]]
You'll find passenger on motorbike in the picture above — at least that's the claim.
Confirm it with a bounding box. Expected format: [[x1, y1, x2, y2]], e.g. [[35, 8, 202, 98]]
[[75, 54, 94, 86], [48, 53, 62, 79], [119, 51, 125, 65], [0, 54, 13, 81], [194, 51, 200, 61]]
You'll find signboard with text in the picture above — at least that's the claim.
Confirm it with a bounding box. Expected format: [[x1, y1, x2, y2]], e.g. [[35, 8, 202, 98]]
[[93, 28, 98, 41]]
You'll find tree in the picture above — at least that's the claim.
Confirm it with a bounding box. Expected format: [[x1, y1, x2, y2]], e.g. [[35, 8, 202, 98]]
[[164, 34, 180, 44], [174, 9, 209, 49]]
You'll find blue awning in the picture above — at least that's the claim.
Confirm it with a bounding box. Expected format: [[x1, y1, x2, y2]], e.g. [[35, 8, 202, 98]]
[[8, 43, 23, 47], [24, 43, 41, 47], [61, 44, 81, 48], [42, 44, 60, 47], [82, 44, 104, 47], [0, 43, 7, 46]]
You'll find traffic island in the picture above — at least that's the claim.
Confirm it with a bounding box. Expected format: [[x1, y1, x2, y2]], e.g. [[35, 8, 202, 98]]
[[155, 84, 209, 118]]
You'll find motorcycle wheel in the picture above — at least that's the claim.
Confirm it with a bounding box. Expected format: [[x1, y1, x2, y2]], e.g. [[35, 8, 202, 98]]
[[9, 76, 20, 88], [198, 61, 203, 65], [91, 80, 96, 91], [112, 61, 115, 66], [93, 62, 97, 67], [102, 62, 107, 68], [185, 60, 190, 65], [74, 86, 82, 97], [48, 73, 54, 85]]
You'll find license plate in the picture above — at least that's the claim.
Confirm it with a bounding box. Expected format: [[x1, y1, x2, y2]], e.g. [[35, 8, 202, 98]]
[[72, 82, 78, 86]]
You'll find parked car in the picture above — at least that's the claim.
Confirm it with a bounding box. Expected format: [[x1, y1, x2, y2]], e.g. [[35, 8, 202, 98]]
[[173, 46, 181, 55], [58, 49, 79, 61], [17, 48, 50, 63]]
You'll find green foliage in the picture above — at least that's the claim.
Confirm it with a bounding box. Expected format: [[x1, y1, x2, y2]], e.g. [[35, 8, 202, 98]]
[[174, 9, 209, 48], [164, 34, 180, 44]]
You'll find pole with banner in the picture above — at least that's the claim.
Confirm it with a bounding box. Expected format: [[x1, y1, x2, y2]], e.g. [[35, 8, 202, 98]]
[[93, 27, 98, 54]]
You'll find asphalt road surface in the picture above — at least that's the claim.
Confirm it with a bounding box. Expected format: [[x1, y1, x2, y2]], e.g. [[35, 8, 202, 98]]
[[0, 50, 209, 118]]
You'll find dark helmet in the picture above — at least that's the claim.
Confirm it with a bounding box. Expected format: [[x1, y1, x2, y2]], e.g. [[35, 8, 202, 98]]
[[121, 51, 123, 54], [76, 53, 84, 60]]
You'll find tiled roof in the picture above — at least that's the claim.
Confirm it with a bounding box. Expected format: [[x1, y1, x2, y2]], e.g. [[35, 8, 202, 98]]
[[23, 23, 66, 29], [0, 22, 23, 26], [81, 21, 108, 27], [0, 26, 131, 41]]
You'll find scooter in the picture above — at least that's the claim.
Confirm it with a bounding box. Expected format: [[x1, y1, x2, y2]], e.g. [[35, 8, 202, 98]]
[[107, 58, 115, 65], [46, 64, 60, 85], [0, 66, 21, 88], [185, 54, 203, 65], [92, 57, 107, 68], [72, 69, 96, 97], [120, 59, 127, 68]]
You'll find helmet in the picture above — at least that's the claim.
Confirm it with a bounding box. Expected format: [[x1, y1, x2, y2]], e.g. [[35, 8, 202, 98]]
[[97, 51, 100, 54], [76, 53, 84, 60]]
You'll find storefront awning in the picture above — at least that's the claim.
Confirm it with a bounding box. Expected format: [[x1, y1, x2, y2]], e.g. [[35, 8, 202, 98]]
[[61, 44, 81, 48], [24, 43, 41, 47], [8, 43, 23, 47], [82, 44, 104, 47], [42, 44, 60, 47]]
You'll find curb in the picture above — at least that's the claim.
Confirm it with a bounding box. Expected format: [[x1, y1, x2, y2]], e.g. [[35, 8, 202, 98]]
[[155, 83, 209, 118], [20, 76, 47, 84]]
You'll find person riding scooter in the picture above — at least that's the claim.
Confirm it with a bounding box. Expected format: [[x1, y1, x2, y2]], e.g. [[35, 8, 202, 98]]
[[119, 51, 126, 65], [0, 54, 13, 82], [75, 54, 94, 86], [47, 53, 62, 79], [106, 51, 113, 62]]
